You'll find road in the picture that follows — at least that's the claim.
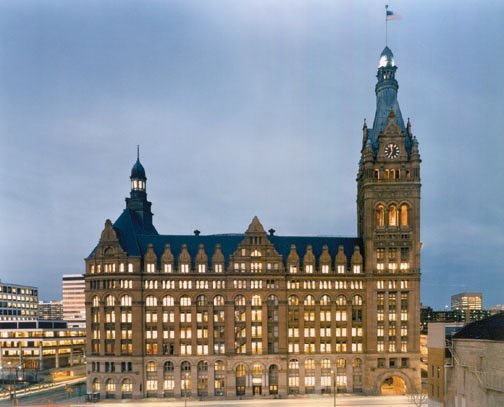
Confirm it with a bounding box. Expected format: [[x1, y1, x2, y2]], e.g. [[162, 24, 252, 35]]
[[0, 380, 86, 406], [73, 395, 424, 407], [0, 389, 426, 407]]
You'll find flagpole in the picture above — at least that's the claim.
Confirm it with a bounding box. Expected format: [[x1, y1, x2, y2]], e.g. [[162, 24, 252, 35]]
[[385, 4, 388, 46]]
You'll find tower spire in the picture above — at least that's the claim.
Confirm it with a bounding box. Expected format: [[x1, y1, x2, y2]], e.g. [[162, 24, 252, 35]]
[[137, 145, 140, 161]]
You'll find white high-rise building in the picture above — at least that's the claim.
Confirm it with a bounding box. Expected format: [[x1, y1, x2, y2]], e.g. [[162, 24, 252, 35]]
[[62, 274, 85, 328]]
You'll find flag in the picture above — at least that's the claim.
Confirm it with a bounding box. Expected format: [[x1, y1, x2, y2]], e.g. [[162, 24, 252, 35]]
[[386, 7, 400, 20]]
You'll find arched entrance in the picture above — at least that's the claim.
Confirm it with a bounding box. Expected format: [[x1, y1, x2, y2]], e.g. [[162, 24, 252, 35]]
[[380, 375, 407, 395], [251, 364, 263, 395]]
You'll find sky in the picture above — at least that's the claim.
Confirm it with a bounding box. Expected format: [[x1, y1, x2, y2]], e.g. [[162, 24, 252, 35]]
[[0, 0, 503, 308]]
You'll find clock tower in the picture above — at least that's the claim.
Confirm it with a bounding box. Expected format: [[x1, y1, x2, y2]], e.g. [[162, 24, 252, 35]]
[[357, 46, 422, 392]]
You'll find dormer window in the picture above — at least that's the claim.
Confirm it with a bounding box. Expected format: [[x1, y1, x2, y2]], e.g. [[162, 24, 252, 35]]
[[251, 249, 261, 257], [337, 265, 345, 274], [214, 264, 223, 273], [146, 263, 155, 273], [198, 264, 206, 273], [353, 265, 361, 274], [321, 265, 329, 274], [180, 264, 189, 274], [305, 265, 313, 274], [128, 263, 133, 273], [289, 265, 297, 274]]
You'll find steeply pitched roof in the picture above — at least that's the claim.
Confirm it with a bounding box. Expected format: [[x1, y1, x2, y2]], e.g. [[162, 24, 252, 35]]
[[452, 312, 504, 341], [135, 233, 361, 269]]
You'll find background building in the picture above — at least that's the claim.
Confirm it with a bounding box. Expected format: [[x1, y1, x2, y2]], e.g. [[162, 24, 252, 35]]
[[38, 300, 63, 321], [426, 322, 464, 407], [85, 46, 422, 400], [420, 306, 491, 335], [0, 320, 85, 384], [0, 281, 38, 321], [62, 274, 86, 328], [445, 313, 504, 407], [451, 292, 483, 311]]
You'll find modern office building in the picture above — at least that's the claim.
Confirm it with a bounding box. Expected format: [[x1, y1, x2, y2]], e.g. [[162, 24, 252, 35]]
[[0, 281, 38, 321], [420, 306, 491, 334], [62, 274, 86, 328], [38, 300, 64, 321], [85, 46, 422, 399], [451, 292, 483, 311], [0, 320, 85, 383]]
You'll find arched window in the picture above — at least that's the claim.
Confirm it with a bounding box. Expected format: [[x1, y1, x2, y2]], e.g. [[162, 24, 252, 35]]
[[400, 204, 409, 226], [321, 359, 331, 369], [213, 295, 225, 306], [251, 295, 262, 306], [198, 360, 208, 372], [389, 204, 398, 226], [145, 296, 157, 307], [92, 378, 100, 392], [215, 360, 225, 371], [146, 361, 157, 372], [288, 295, 299, 306], [235, 364, 246, 396], [269, 364, 279, 395], [105, 295, 115, 307], [234, 295, 246, 307], [163, 295, 174, 307], [121, 378, 132, 393], [304, 295, 315, 306], [105, 378, 116, 392], [376, 204, 385, 227], [337, 358, 346, 368], [352, 358, 362, 368], [92, 296, 100, 307], [181, 361, 191, 396], [336, 295, 346, 306], [305, 359, 315, 370], [180, 295, 191, 307], [164, 361, 174, 372], [120, 295, 132, 307], [320, 295, 331, 306], [267, 295, 279, 306], [196, 295, 207, 307], [353, 295, 363, 306]]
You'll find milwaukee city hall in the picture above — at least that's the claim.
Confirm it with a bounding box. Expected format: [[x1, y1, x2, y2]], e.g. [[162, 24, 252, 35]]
[[85, 46, 422, 399]]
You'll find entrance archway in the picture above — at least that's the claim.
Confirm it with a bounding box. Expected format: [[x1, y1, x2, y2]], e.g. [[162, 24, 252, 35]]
[[380, 375, 407, 395]]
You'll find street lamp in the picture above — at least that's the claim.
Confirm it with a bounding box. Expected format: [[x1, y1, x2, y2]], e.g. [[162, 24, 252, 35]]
[[184, 372, 189, 407], [331, 369, 336, 407]]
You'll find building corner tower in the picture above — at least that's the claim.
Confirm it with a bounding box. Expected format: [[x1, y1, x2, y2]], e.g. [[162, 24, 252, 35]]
[[357, 46, 422, 393]]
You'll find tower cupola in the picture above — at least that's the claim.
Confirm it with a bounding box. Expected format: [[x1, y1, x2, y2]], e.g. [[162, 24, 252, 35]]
[[130, 146, 147, 197]]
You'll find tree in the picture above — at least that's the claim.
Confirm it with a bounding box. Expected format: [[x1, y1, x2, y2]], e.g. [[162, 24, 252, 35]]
[[407, 390, 428, 407]]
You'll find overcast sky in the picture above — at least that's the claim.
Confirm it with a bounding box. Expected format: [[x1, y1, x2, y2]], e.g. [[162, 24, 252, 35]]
[[1, 1, 503, 309]]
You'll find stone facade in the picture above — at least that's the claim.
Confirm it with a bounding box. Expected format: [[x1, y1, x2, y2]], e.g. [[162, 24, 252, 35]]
[[84, 46, 422, 399]]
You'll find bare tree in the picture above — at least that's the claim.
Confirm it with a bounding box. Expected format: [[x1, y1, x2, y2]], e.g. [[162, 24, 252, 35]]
[[407, 390, 428, 407]]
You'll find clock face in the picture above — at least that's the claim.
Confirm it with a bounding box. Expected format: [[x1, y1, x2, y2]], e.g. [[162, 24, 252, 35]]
[[384, 143, 400, 159]]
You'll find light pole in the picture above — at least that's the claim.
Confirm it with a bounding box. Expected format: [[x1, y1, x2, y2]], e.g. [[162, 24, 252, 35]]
[[184, 372, 189, 407], [331, 369, 336, 407]]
